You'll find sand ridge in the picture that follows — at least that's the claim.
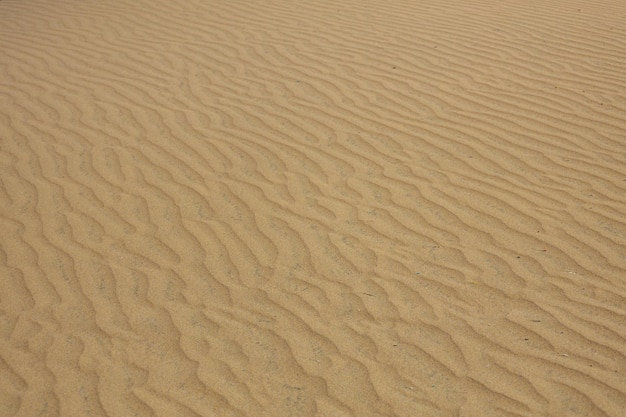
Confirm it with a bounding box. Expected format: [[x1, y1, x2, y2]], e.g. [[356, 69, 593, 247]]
[[1, 0, 625, 416]]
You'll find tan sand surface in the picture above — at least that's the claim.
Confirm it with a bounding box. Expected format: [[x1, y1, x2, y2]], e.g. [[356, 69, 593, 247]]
[[1, 0, 626, 416]]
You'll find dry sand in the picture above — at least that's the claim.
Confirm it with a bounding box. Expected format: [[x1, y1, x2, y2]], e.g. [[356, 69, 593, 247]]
[[1, 0, 626, 416]]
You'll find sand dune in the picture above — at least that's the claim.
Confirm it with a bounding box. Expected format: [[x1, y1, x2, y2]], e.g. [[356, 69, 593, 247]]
[[1, 0, 626, 416]]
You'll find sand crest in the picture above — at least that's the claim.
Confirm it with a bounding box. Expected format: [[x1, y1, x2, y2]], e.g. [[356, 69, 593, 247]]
[[1, 0, 625, 416]]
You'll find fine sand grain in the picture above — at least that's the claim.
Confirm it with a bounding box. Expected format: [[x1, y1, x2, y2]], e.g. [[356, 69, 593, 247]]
[[1, 0, 626, 416]]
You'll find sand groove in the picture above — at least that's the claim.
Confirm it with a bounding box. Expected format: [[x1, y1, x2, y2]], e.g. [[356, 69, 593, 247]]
[[1, 0, 626, 416]]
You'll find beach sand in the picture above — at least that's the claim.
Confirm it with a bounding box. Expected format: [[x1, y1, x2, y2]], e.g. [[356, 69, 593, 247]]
[[1, 0, 625, 416]]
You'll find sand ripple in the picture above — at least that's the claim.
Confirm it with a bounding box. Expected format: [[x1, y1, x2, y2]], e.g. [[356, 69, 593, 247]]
[[1, 0, 625, 416]]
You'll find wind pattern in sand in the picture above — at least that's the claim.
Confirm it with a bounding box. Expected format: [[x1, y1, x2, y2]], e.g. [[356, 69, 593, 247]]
[[1, 0, 625, 416]]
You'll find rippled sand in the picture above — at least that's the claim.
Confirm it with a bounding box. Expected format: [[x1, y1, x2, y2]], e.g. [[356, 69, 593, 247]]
[[1, 1, 625, 416]]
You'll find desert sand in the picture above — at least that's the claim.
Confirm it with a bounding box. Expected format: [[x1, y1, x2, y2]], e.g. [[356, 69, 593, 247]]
[[1, 0, 625, 416]]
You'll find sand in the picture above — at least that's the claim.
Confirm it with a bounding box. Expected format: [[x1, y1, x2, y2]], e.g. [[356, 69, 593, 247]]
[[1, 0, 625, 416]]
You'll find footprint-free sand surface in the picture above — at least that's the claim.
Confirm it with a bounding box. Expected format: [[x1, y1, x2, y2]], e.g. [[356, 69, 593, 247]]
[[1, 0, 626, 416]]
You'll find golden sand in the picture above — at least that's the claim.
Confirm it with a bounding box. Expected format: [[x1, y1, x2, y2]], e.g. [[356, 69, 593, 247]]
[[1, 0, 625, 416]]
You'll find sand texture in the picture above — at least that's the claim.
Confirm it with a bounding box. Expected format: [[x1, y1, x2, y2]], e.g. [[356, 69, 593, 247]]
[[1, 0, 626, 416]]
